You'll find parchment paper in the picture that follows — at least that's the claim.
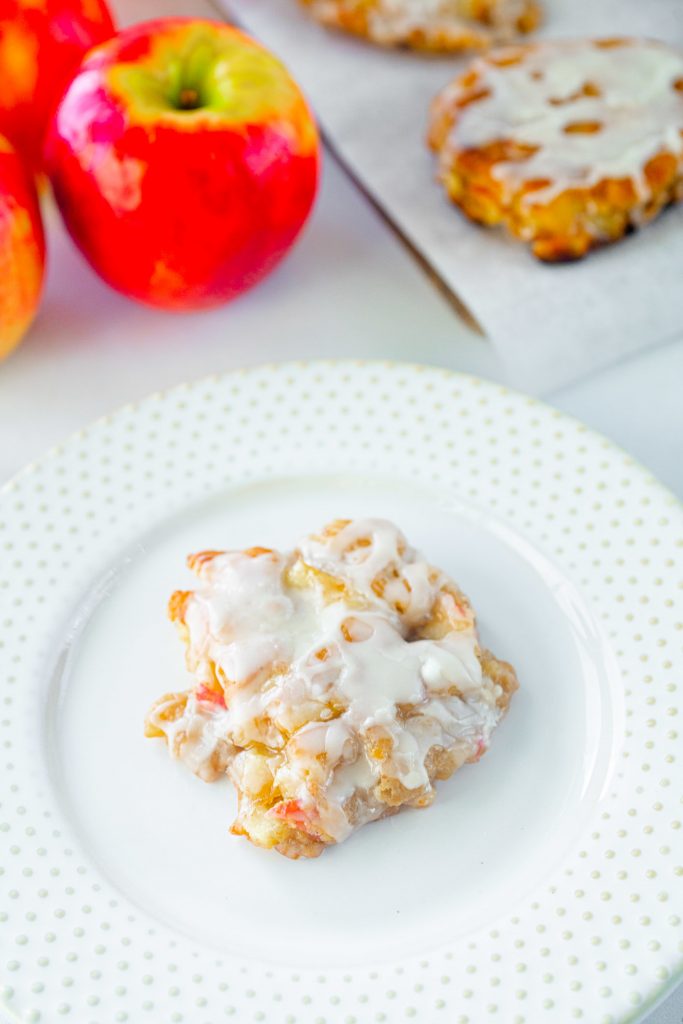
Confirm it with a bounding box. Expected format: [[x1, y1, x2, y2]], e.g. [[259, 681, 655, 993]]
[[221, 0, 683, 392]]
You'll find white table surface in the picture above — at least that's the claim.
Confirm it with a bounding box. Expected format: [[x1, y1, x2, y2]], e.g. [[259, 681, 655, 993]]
[[1, 0, 681, 1021]]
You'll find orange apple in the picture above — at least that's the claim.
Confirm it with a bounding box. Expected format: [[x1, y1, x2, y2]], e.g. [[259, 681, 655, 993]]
[[0, 134, 45, 358], [46, 18, 320, 310], [0, 0, 115, 173]]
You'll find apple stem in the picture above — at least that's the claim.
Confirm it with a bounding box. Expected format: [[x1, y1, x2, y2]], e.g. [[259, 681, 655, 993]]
[[178, 87, 200, 110]]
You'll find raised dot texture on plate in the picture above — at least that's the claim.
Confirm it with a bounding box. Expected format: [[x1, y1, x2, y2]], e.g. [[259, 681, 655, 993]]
[[0, 362, 681, 1023]]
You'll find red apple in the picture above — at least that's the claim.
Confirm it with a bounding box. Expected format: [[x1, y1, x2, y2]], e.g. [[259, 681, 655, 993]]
[[0, 0, 116, 174], [45, 18, 320, 310], [0, 133, 45, 358]]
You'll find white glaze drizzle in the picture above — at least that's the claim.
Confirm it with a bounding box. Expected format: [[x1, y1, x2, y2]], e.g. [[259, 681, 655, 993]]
[[298, 517, 447, 627], [157, 519, 511, 844], [436, 38, 683, 205], [322, 0, 533, 47], [146, 692, 234, 783]]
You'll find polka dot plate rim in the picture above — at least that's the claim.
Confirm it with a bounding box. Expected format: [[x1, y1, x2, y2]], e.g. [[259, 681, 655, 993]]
[[0, 360, 681, 1024]]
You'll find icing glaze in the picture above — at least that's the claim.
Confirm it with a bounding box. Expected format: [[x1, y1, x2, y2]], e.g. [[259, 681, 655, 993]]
[[311, 0, 536, 47], [148, 518, 517, 852], [435, 38, 683, 205]]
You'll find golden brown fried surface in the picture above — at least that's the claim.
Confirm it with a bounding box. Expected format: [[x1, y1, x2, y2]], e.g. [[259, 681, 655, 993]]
[[299, 0, 541, 52], [146, 519, 519, 858], [428, 38, 683, 260]]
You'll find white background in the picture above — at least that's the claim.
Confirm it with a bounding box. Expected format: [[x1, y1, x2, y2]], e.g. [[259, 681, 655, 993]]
[[0, 0, 681, 1020]]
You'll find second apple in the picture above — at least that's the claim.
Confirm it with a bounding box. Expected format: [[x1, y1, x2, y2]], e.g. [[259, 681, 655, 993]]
[[46, 18, 321, 310]]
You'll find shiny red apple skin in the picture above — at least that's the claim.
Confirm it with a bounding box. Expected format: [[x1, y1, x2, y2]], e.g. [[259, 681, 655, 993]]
[[0, 0, 115, 173], [45, 18, 321, 310], [0, 134, 45, 358]]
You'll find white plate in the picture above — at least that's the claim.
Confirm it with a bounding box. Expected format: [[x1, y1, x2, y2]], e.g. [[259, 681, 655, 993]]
[[0, 361, 681, 1024]]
